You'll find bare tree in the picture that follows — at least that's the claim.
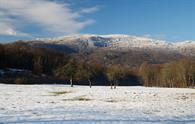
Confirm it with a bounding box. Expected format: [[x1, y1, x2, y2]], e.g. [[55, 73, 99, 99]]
[[106, 65, 126, 89], [55, 59, 77, 87]]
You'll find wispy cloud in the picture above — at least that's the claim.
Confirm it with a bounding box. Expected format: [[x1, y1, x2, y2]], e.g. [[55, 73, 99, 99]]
[[0, 21, 29, 36], [80, 6, 100, 14], [0, 0, 99, 36]]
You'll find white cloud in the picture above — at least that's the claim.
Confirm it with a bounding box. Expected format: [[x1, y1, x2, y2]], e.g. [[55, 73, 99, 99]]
[[0, 22, 29, 36], [80, 6, 100, 14], [0, 0, 98, 36], [0, 22, 17, 36]]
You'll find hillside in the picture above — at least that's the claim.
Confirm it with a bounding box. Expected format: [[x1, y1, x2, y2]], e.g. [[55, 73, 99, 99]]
[[0, 35, 194, 87], [30, 34, 195, 56]]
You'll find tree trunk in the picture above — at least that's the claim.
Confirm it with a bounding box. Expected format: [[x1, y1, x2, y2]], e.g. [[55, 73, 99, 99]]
[[70, 77, 73, 87], [114, 80, 117, 89], [114, 84, 116, 89], [146, 80, 148, 87], [88, 79, 92, 88], [188, 75, 191, 87], [110, 82, 113, 89]]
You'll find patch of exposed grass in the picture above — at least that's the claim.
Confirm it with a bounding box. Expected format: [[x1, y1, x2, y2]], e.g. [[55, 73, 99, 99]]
[[74, 96, 91, 101], [63, 95, 91, 101], [0, 108, 5, 110], [50, 90, 72, 96], [105, 99, 118, 103]]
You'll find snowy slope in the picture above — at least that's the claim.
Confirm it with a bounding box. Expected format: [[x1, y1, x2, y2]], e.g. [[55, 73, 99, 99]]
[[174, 41, 195, 56], [32, 34, 195, 56], [0, 84, 195, 123], [35, 34, 170, 49]]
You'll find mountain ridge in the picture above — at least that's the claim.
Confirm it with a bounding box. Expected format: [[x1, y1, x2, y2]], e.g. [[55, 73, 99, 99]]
[[28, 34, 195, 56]]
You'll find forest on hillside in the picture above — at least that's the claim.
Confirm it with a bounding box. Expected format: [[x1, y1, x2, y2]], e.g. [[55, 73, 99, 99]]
[[0, 42, 194, 88]]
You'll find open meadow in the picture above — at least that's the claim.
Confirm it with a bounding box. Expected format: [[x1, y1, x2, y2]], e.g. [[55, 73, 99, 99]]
[[0, 84, 195, 124]]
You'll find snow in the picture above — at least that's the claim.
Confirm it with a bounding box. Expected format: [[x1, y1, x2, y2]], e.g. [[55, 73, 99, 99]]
[[0, 84, 195, 124], [32, 34, 195, 56]]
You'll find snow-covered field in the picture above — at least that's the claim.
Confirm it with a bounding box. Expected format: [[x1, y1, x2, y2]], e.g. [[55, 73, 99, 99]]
[[0, 84, 195, 124]]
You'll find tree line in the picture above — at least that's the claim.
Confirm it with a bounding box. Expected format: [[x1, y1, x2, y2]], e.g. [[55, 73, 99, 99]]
[[139, 60, 195, 87], [0, 42, 67, 75], [0, 42, 194, 88]]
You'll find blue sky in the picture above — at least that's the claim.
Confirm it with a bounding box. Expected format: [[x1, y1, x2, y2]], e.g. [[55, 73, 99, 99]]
[[0, 0, 194, 42]]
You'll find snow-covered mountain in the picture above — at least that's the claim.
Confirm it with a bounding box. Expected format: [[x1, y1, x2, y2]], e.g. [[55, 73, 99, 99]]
[[30, 34, 195, 56]]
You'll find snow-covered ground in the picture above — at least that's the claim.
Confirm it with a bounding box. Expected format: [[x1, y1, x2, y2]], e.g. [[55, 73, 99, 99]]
[[0, 84, 195, 124]]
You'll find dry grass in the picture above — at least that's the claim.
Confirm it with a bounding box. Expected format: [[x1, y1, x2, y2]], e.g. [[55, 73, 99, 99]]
[[105, 99, 118, 103], [63, 95, 91, 101], [73, 96, 91, 101], [105, 98, 118, 103], [50, 90, 72, 96]]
